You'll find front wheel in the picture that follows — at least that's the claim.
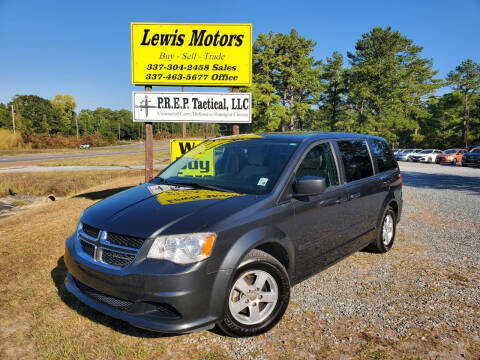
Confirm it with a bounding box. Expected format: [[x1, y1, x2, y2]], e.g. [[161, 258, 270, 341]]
[[217, 249, 290, 337]]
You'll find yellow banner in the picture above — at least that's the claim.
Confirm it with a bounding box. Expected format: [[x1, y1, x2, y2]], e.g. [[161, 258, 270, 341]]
[[156, 189, 243, 205], [170, 139, 204, 162], [131, 23, 252, 86], [170, 139, 213, 177]]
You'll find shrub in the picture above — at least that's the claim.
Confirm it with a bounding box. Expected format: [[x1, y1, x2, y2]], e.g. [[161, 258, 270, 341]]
[[0, 129, 22, 149]]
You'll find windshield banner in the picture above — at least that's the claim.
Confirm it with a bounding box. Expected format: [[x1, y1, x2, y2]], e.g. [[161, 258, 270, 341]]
[[132, 91, 251, 123]]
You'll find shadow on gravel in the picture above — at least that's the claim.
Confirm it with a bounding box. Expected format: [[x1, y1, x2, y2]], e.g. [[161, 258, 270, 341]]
[[51, 256, 178, 338], [74, 186, 133, 200], [402, 171, 480, 195]]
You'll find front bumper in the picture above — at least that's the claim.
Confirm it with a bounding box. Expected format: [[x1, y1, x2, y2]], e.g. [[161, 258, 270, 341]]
[[64, 235, 231, 333]]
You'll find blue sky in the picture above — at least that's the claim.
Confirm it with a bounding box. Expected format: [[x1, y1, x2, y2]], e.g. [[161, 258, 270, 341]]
[[1, 0, 479, 111]]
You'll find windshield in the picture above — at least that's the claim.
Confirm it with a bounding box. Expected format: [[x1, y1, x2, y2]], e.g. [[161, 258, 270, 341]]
[[420, 150, 432, 154], [156, 136, 299, 194], [472, 149, 480, 153], [444, 149, 456, 154]]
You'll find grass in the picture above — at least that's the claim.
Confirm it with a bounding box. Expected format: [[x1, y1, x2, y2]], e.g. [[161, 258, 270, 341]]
[[34, 151, 170, 167], [0, 170, 144, 198], [0, 141, 169, 157]]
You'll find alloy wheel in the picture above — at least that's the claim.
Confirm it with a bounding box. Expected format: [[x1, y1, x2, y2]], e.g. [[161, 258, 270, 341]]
[[228, 270, 279, 325], [382, 214, 394, 246]]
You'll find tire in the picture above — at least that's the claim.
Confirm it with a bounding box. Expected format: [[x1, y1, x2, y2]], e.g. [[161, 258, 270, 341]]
[[462, 163, 467, 167], [368, 206, 396, 253], [217, 249, 290, 337]]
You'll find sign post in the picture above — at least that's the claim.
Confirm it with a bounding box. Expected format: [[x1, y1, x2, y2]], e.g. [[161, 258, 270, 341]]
[[144, 85, 154, 182]]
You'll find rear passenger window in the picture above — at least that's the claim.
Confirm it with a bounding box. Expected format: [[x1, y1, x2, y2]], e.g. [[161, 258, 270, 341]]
[[296, 142, 339, 187], [369, 139, 397, 173], [337, 140, 373, 182]]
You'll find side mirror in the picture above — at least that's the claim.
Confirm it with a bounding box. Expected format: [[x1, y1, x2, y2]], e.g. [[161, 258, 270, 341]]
[[293, 176, 327, 196]]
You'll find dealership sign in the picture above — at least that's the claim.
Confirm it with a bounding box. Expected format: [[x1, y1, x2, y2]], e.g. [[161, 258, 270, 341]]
[[131, 23, 252, 86], [132, 91, 251, 123]]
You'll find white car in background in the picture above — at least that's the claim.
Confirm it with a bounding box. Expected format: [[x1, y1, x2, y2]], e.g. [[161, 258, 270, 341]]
[[79, 143, 90, 149], [396, 149, 422, 161], [410, 149, 443, 163]]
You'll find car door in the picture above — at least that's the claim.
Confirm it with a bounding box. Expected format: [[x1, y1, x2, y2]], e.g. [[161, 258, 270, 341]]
[[290, 141, 348, 278], [334, 139, 379, 254]]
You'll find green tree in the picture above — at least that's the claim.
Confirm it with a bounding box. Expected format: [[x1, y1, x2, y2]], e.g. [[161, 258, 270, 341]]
[[251, 30, 321, 132], [9, 95, 57, 135], [446, 59, 480, 147], [319, 51, 347, 131], [0, 103, 11, 129], [346, 27, 442, 145], [51, 94, 77, 135]]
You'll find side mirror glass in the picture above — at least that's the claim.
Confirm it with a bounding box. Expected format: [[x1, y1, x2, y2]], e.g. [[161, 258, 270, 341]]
[[293, 176, 327, 196]]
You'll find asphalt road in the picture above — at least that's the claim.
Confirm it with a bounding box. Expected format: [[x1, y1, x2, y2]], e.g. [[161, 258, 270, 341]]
[[0, 142, 170, 164]]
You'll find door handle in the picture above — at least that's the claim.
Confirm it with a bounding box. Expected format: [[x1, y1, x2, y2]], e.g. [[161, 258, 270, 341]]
[[349, 192, 361, 199]]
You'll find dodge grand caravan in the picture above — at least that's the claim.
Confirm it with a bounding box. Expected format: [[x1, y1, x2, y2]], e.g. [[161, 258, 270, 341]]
[[65, 133, 402, 337]]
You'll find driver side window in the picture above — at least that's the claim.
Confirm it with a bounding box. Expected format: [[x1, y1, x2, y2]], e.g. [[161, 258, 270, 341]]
[[296, 143, 339, 187]]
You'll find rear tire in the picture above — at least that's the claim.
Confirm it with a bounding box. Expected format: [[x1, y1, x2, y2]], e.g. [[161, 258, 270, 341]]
[[368, 206, 396, 253], [217, 249, 290, 337]]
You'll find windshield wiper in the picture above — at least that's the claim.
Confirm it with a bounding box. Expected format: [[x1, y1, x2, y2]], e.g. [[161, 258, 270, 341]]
[[171, 181, 231, 193]]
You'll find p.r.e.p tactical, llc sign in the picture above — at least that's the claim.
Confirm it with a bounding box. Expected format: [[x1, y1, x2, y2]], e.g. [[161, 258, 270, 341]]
[[131, 23, 252, 86], [133, 91, 251, 123]]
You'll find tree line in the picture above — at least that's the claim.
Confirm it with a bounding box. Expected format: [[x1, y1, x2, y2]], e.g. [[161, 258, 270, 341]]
[[1, 26, 479, 149]]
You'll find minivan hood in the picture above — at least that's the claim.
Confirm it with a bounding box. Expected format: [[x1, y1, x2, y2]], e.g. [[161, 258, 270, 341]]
[[81, 183, 262, 238]]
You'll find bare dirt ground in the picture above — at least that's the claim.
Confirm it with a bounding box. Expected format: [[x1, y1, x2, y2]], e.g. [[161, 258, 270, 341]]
[[0, 163, 478, 359]]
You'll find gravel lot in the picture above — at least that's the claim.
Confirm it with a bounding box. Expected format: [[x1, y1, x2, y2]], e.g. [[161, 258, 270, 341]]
[[185, 162, 480, 359]]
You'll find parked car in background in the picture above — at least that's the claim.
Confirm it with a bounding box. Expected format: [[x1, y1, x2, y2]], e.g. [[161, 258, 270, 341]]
[[410, 149, 443, 163], [395, 149, 422, 161], [435, 149, 467, 165], [467, 145, 480, 152], [462, 147, 480, 167], [80, 144, 90, 149], [393, 149, 403, 155]]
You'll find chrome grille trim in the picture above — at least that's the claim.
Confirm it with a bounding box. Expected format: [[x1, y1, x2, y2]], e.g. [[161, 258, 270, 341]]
[[78, 223, 145, 269]]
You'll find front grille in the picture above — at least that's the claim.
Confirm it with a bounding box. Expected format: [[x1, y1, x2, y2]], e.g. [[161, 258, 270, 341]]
[[74, 278, 133, 311], [83, 223, 100, 238], [107, 232, 146, 249], [78, 225, 142, 269], [102, 249, 136, 267], [81, 240, 95, 257]]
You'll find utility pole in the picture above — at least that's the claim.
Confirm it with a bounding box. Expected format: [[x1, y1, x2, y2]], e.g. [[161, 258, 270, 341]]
[[11, 104, 15, 135], [75, 114, 79, 139], [118, 123, 121, 141]]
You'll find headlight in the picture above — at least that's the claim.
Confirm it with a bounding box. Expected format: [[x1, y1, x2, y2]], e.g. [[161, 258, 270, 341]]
[[147, 233, 216, 264], [76, 220, 83, 239]]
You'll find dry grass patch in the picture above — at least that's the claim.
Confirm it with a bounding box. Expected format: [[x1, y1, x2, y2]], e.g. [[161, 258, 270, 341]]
[[0, 170, 144, 198], [36, 151, 170, 167]]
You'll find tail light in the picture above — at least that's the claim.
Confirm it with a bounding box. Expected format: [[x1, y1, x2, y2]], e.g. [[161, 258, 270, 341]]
[[399, 173, 403, 187]]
